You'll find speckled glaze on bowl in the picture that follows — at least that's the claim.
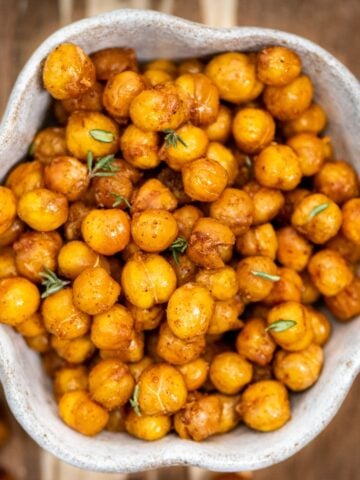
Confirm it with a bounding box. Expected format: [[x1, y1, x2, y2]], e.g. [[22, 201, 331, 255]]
[[0, 9, 359, 474]]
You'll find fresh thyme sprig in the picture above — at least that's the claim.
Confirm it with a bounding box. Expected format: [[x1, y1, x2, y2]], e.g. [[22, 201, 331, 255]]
[[40, 267, 70, 299], [251, 271, 281, 282], [308, 203, 329, 221], [111, 193, 132, 210], [163, 129, 187, 148], [169, 236, 188, 264], [129, 384, 141, 416], [87, 151, 119, 179], [89, 129, 115, 143], [266, 319, 297, 333]]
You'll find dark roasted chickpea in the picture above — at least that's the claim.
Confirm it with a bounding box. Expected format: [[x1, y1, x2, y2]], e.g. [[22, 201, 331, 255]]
[[307, 307, 331, 346], [91, 304, 134, 350], [54, 366, 88, 399], [164, 124, 209, 171], [168, 254, 198, 286], [263, 267, 303, 305], [61, 81, 103, 113], [64, 202, 91, 241], [120, 125, 160, 170], [173, 205, 203, 240], [16, 312, 45, 338], [326, 233, 360, 264], [125, 410, 171, 441], [195, 266, 238, 301], [210, 188, 254, 236], [127, 303, 163, 332], [131, 209, 178, 252], [131, 178, 178, 213], [91, 47, 137, 81], [182, 157, 228, 202], [342, 198, 360, 245], [264, 75, 313, 121], [300, 271, 321, 305], [32, 127, 68, 164], [0, 218, 24, 248], [325, 276, 360, 322], [204, 105, 232, 143], [187, 217, 235, 269], [0, 187, 16, 235], [206, 142, 239, 186], [52, 334, 95, 363], [44, 156, 89, 201], [0, 277, 40, 326], [157, 322, 206, 365], [276, 226, 313, 272], [232, 108, 275, 154], [237, 380, 291, 431], [207, 297, 244, 335], [257, 46, 301, 86], [236, 318, 276, 366], [236, 256, 278, 303], [54, 100, 69, 124], [292, 193, 342, 244], [308, 249, 353, 296], [6, 161, 44, 198], [177, 358, 209, 391], [282, 103, 327, 137], [210, 352, 253, 395], [100, 330, 144, 363], [236, 223, 278, 260], [0, 247, 17, 279], [243, 182, 285, 225]]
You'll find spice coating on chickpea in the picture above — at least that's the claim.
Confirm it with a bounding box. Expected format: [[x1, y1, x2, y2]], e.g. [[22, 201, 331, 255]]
[[257, 46, 301, 86], [125, 410, 171, 441], [182, 157, 228, 202], [157, 322, 206, 365], [44, 156, 89, 201], [91, 47, 137, 81], [6, 161, 44, 198], [31, 127, 68, 164], [236, 256, 279, 303], [282, 103, 327, 137], [232, 108, 275, 154], [210, 352, 253, 395], [244, 182, 285, 225], [91, 304, 134, 350], [131, 209, 178, 252], [236, 318, 276, 366], [325, 276, 360, 321], [0, 277, 40, 326]]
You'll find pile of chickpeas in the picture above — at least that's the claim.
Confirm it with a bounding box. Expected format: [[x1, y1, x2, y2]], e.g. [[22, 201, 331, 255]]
[[0, 42, 359, 442]]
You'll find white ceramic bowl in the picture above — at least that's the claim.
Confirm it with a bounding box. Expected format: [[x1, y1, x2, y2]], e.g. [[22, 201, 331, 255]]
[[0, 9, 360, 474]]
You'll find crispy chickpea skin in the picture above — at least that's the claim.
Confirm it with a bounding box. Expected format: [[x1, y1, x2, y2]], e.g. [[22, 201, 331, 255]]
[[61, 81, 103, 113], [274, 344, 324, 391], [89, 359, 135, 410], [263, 75, 313, 121], [0, 218, 24, 248], [209, 188, 254, 236], [257, 46, 301, 86], [121, 252, 176, 309], [120, 125, 160, 170], [282, 103, 327, 137], [130, 83, 189, 132], [325, 276, 360, 321], [237, 380, 291, 432], [326, 233, 360, 264], [127, 303, 163, 331], [236, 223, 278, 260], [90, 47, 137, 81], [131, 209, 178, 252], [243, 182, 285, 225], [204, 105, 232, 143], [59, 390, 109, 436], [167, 283, 214, 339], [182, 157, 228, 202], [157, 322, 206, 365], [177, 358, 209, 391], [263, 267, 303, 305], [232, 108, 275, 154], [236, 256, 278, 303], [208, 297, 244, 335], [236, 318, 277, 366], [131, 179, 177, 213], [91, 304, 134, 350], [51, 334, 95, 363], [173, 205, 203, 240], [82, 209, 130, 255], [187, 217, 235, 269], [307, 307, 331, 346], [125, 410, 171, 441], [287, 133, 326, 176], [0, 248, 17, 279], [54, 366, 88, 399], [342, 198, 360, 245], [32, 127, 68, 164], [308, 249, 353, 296], [44, 156, 89, 201], [210, 352, 253, 395], [206, 142, 239, 186], [6, 161, 44, 198], [276, 226, 313, 272], [164, 124, 209, 171], [291, 193, 342, 244], [0, 277, 40, 326], [138, 363, 187, 415], [73, 267, 120, 315], [58, 240, 108, 279], [195, 266, 238, 301], [100, 330, 144, 363], [0, 187, 16, 235]]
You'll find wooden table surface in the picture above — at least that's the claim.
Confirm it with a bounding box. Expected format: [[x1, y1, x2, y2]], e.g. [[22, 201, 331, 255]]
[[0, 1, 359, 479]]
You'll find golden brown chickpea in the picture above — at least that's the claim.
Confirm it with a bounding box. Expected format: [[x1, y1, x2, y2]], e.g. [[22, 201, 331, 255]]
[[0, 277, 40, 326], [236, 318, 277, 366], [175, 73, 219, 125], [54, 100, 69, 124], [125, 410, 171, 441], [131, 209, 178, 252], [0, 187, 16, 235], [44, 156, 89, 201], [236, 223, 278, 260], [157, 322, 206, 365], [291, 193, 342, 244], [308, 249, 353, 296], [257, 46, 301, 86], [177, 358, 209, 391], [127, 303, 163, 332], [131, 178, 178, 213], [54, 366, 88, 399], [206, 142, 239, 186], [120, 125, 160, 170], [282, 103, 327, 137], [164, 124, 209, 171], [215, 394, 241, 434], [106, 407, 126, 432], [128, 356, 154, 382], [16, 312, 45, 338], [82, 209, 130, 255], [187, 217, 235, 269], [325, 276, 360, 322], [173, 205, 203, 240], [286, 133, 325, 177], [89, 359, 135, 410], [6, 161, 44, 198], [0, 218, 24, 248], [100, 330, 144, 363], [232, 108, 275, 154], [91, 47, 137, 81], [195, 266, 238, 301], [0, 248, 17, 279], [52, 334, 95, 363], [243, 182, 285, 225], [263, 267, 303, 305], [26, 333, 51, 353], [210, 188, 254, 236], [300, 271, 321, 305], [64, 202, 91, 241], [138, 363, 187, 415], [144, 59, 176, 75], [42, 349, 67, 377], [32, 127, 68, 164], [236, 256, 279, 303], [178, 58, 204, 75], [103, 71, 146, 123], [143, 69, 173, 86], [91, 304, 134, 350], [58, 241, 107, 280], [73, 266, 120, 315], [61, 81, 103, 113], [264, 75, 313, 121], [267, 301, 313, 351], [205, 53, 260, 104], [237, 380, 291, 431], [204, 105, 232, 143], [43, 43, 95, 100], [326, 233, 360, 264], [276, 226, 313, 272], [59, 390, 109, 436], [122, 251, 176, 308], [207, 297, 244, 335], [255, 144, 302, 191], [342, 198, 360, 245], [307, 307, 331, 346], [174, 393, 222, 441], [182, 157, 228, 202], [210, 352, 253, 395], [156, 167, 190, 206], [130, 83, 189, 132], [66, 111, 119, 160], [17, 188, 68, 232], [168, 254, 198, 286]]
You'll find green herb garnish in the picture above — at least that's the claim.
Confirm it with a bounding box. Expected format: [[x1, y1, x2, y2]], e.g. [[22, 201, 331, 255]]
[[244, 155, 252, 168], [87, 151, 119, 179], [40, 267, 70, 299], [89, 129, 115, 143], [129, 384, 141, 416], [266, 319, 297, 333], [308, 203, 329, 221], [251, 271, 280, 282], [28, 142, 35, 156], [163, 129, 187, 148], [169, 237, 188, 264], [111, 193, 131, 210]]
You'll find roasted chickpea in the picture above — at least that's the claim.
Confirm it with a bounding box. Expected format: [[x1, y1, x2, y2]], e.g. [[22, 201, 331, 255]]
[[236, 318, 276, 366], [121, 252, 176, 309], [120, 125, 160, 170], [182, 157, 228, 202], [0, 277, 40, 326], [43, 43, 95, 100], [276, 226, 313, 272], [61, 81, 103, 113], [6, 161, 44, 198], [177, 358, 209, 391], [236, 223, 277, 260], [236, 256, 278, 303], [143, 69, 173, 86], [173, 205, 203, 240], [264, 75, 313, 121], [210, 352, 253, 395], [210, 188, 253, 236], [91, 304, 134, 350], [138, 363, 187, 415], [127, 303, 163, 332], [58, 241, 107, 280], [157, 322, 206, 365], [131, 209, 178, 252], [287, 134, 325, 177], [89, 359, 134, 410], [16, 312, 45, 338], [232, 108, 275, 154], [291, 193, 342, 244], [106, 407, 126, 432], [0, 248, 17, 279], [178, 58, 203, 75], [207, 297, 244, 335], [42, 350, 67, 377], [26, 333, 51, 353], [131, 178, 178, 213], [59, 390, 109, 436], [263, 267, 303, 305], [237, 380, 291, 431], [206, 142, 239, 186], [282, 103, 327, 137], [342, 198, 360, 245], [308, 249, 353, 296], [128, 356, 154, 382], [44, 156, 89, 201], [326, 233, 360, 264], [0, 187, 16, 235], [54, 366, 88, 399], [267, 301, 313, 351], [52, 334, 95, 363], [187, 217, 235, 269], [32, 127, 68, 164], [325, 276, 360, 322], [195, 266, 238, 301], [144, 59, 176, 75], [100, 330, 144, 363], [64, 202, 91, 241], [130, 83, 189, 132], [164, 124, 209, 171], [214, 394, 240, 434], [307, 307, 331, 346], [0, 218, 24, 248], [168, 254, 198, 286], [91, 47, 137, 81], [300, 271, 321, 305], [257, 46, 301, 86], [82, 209, 130, 255], [125, 410, 171, 441], [204, 105, 232, 143], [243, 182, 285, 225]]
